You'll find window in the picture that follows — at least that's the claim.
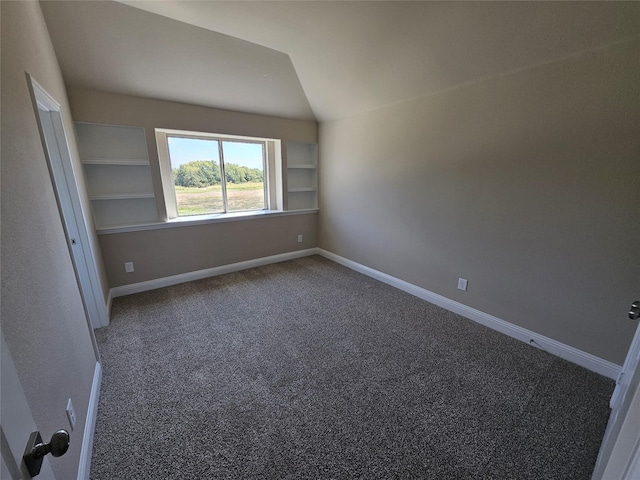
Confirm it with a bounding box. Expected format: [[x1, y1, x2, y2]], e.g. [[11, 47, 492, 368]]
[[157, 129, 282, 219]]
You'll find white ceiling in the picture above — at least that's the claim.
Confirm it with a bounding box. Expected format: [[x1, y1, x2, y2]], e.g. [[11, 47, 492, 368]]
[[42, 1, 640, 122]]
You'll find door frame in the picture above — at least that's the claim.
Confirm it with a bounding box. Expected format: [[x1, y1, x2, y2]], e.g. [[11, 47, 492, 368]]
[[27, 74, 107, 341], [592, 319, 640, 479]]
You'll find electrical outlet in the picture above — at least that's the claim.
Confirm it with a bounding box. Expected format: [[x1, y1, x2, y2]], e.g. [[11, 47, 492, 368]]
[[297, 234, 303, 243], [457, 278, 468, 291], [124, 261, 134, 273], [66, 398, 76, 430]]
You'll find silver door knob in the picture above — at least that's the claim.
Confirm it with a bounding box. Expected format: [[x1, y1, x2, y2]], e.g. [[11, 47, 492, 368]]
[[630, 301, 640, 320]]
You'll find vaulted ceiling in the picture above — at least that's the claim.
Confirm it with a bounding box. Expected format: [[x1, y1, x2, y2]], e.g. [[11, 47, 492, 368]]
[[41, 1, 640, 122]]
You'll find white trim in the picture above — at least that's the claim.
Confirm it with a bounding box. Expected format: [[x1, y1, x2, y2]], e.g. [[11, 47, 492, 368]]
[[317, 249, 622, 380], [594, 321, 640, 478], [110, 249, 319, 298], [625, 438, 640, 480], [106, 290, 113, 323], [77, 362, 102, 480], [156, 127, 279, 144]]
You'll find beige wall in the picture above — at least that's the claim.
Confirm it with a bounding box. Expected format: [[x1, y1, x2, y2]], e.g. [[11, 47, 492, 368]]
[[0, 2, 100, 478], [67, 88, 319, 288], [318, 38, 640, 366], [101, 214, 317, 287]]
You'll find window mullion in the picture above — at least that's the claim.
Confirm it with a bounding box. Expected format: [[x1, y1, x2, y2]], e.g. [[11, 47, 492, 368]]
[[218, 140, 228, 213], [261, 143, 268, 210]]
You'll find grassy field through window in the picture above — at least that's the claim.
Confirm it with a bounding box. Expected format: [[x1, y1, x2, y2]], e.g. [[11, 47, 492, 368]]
[[175, 182, 265, 216]]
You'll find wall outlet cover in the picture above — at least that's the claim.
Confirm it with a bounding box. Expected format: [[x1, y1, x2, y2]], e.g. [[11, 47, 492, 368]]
[[66, 398, 76, 430], [458, 278, 468, 291]]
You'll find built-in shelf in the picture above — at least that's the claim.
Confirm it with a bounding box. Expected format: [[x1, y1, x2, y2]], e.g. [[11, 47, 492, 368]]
[[286, 141, 317, 210], [75, 122, 158, 229]]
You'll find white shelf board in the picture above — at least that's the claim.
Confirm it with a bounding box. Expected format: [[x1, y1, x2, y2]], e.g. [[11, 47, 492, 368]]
[[95, 220, 160, 231], [287, 187, 317, 193], [287, 164, 316, 169], [82, 158, 150, 165], [90, 193, 155, 201]]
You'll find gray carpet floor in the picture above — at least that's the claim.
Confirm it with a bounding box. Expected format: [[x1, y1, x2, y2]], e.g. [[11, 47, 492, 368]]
[[91, 255, 614, 479]]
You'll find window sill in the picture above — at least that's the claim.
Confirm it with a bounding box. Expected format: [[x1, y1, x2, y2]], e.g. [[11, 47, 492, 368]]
[[96, 209, 319, 235]]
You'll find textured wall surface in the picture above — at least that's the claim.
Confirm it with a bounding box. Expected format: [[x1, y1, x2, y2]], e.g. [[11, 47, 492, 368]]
[[318, 38, 640, 365], [0, 2, 100, 478]]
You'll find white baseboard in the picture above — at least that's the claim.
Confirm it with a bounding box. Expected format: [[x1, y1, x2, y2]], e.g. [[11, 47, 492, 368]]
[[110, 248, 319, 298], [318, 248, 621, 380], [77, 361, 102, 480]]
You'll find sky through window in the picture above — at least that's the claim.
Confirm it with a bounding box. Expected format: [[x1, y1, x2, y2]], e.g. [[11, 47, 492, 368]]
[[168, 137, 263, 169]]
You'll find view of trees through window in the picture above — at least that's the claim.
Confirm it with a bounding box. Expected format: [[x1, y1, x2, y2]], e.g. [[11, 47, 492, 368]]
[[168, 137, 266, 216]]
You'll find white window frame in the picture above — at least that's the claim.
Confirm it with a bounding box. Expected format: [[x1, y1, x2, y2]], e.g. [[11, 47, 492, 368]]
[[156, 128, 282, 220]]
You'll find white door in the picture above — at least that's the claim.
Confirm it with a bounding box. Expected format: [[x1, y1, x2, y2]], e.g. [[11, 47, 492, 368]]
[[592, 301, 640, 479], [0, 334, 57, 480], [27, 75, 108, 336]]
